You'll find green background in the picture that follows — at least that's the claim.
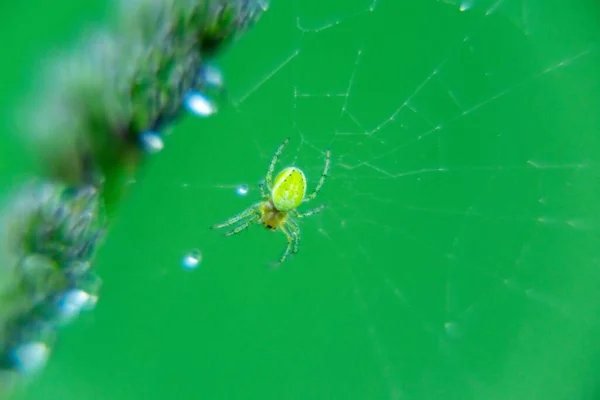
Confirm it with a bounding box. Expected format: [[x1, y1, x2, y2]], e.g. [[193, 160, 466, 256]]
[[2, 0, 600, 398]]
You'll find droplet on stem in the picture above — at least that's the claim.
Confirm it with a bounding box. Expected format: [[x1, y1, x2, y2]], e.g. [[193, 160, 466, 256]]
[[184, 92, 217, 117], [140, 131, 164, 153], [10, 342, 50, 376]]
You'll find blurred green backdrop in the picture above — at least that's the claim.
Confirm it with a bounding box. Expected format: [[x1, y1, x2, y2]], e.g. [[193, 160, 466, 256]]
[[1, 0, 600, 399]]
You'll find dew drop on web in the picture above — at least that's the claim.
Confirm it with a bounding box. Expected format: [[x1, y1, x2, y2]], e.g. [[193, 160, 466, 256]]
[[236, 184, 249, 196], [182, 249, 202, 270]]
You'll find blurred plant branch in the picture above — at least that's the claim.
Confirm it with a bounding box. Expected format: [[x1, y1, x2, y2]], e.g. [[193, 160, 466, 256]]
[[0, 0, 267, 392]]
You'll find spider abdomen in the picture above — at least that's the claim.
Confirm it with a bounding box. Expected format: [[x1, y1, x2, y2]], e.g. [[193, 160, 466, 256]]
[[271, 167, 306, 211]]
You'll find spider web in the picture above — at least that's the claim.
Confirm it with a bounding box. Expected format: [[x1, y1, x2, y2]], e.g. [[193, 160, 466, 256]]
[[140, 0, 599, 398]]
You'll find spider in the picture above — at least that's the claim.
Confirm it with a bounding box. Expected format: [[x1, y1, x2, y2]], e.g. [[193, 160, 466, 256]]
[[211, 137, 331, 264]]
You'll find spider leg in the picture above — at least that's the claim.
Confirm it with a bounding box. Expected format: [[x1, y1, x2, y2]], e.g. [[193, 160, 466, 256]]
[[266, 137, 290, 190], [279, 223, 296, 263], [292, 204, 326, 218], [304, 148, 331, 202], [259, 181, 269, 200], [286, 218, 301, 255], [212, 205, 259, 229], [224, 214, 260, 236]]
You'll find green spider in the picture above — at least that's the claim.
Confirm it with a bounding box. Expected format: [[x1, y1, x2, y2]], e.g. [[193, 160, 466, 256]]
[[212, 138, 331, 263]]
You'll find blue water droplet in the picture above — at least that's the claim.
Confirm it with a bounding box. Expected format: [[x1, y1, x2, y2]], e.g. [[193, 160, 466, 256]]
[[140, 131, 164, 153], [182, 249, 202, 270], [236, 184, 249, 196], [56, 289, 91, 322], [184, 92, 217, 117], [201, 64, 224, 89], [11, 342, 49, 375]]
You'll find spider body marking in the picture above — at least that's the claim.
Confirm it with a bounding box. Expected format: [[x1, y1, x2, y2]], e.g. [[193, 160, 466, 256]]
[[211, 138, 330, 264]]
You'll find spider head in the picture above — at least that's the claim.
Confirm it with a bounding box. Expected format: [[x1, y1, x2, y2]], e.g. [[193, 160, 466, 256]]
[[260, 200, 282, 231]]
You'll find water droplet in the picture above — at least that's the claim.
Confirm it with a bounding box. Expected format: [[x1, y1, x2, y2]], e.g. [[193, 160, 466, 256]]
[[236, 184, 249, 196], [444, 321, 460, 338], [10, 342, 50, 375], [258, 0, 270, 10], [201, 64, 224, 89], [56, 289, 91, 322], [184, 92, 217, 117], [140, 131, 164, 153], [182, 249, 202, 270]]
